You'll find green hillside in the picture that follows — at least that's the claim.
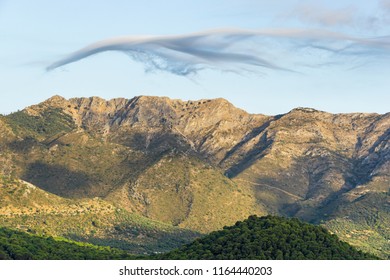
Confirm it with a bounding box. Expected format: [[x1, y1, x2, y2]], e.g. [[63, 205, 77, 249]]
[[322, 192, 390, 259], [159, 215, 378, 260], [0, 227, 133, 260]]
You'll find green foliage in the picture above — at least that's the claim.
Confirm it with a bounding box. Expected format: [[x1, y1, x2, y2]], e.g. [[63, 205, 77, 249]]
[[158, 215, 378, 260], [0, 211, 199, 255], [0, 227, 135, 260], [322, 192, 390, 259], [6, 108, 75, 137], [0, 216, 379, 260]]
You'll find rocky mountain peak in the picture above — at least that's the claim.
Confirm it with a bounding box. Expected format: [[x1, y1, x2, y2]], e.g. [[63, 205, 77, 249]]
[[290, 107, 320, 113], [44, 94, 67, 104]]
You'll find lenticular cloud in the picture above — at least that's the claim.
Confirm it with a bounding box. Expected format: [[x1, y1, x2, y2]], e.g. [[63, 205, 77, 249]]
[[47, 28, 390, 76]]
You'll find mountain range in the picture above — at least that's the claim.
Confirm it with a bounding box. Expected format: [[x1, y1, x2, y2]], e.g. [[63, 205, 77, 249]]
[[0, 95, 388, 258]]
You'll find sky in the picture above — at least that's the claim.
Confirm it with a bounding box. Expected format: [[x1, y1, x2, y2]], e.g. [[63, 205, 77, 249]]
[[0, 0, 389, 115]]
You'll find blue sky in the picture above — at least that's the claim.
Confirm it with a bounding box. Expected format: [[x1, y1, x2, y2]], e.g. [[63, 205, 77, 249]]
[[0, 0, 389, 115]]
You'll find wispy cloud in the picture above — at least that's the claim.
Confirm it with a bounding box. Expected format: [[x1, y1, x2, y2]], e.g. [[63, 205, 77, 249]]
[[381, 0, 390, 11], [290, 3, 358, 28], [284, 1, 390, 31], [47, 28, 390, 76]]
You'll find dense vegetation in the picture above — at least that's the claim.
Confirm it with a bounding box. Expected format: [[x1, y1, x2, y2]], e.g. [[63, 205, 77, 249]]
[[0, 227, 135, 260], [322, 192, 390, 259], [0, 216, 379, 260], [158, 215, 378, 260]]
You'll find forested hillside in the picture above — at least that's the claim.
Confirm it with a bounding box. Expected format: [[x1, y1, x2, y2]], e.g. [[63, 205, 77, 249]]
[[160, 216, 378, 260], [0, 227, 134, 260]]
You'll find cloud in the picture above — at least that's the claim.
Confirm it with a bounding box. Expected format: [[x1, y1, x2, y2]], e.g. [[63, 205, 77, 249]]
[[291, 3, 358, 27], [381, 0, 390, 11], [47, 30, 290, 75], [287, 2, 390, 31], [47, 28, 390, 76]]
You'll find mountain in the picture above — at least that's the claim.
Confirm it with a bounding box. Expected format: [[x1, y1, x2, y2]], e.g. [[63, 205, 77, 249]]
[[0, 95, 388, 258], [159, 215, 377, 259], [1, 95, 264, 233]]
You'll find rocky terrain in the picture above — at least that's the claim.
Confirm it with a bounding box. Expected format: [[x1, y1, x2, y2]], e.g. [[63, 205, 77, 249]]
[[0, 95, 388, 258]]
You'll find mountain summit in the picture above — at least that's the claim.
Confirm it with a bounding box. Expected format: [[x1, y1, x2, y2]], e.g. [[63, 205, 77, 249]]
[[1, 95, 389, 258]]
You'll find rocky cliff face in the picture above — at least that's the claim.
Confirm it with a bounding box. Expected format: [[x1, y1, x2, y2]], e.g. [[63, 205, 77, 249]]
[[1, 95, 389, 257]]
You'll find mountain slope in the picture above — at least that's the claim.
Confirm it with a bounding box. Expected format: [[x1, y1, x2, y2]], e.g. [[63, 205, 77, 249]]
[[2, 96, 266, 233], [0, 176, 199, 254], [322, 191, 390, 259]]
